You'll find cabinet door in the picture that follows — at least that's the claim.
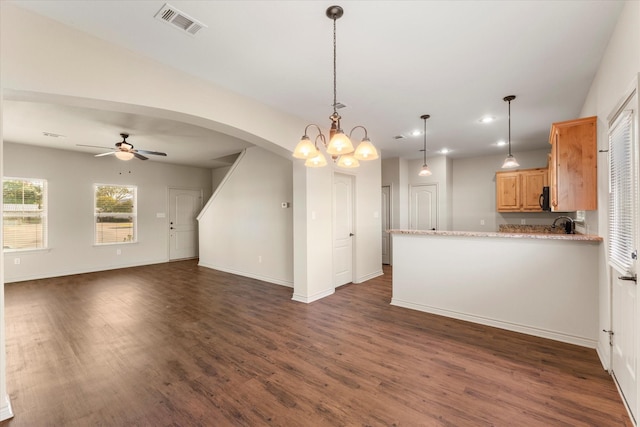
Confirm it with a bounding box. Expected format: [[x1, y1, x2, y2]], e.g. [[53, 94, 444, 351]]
[[521, 169, 548, 211], [496, 172, 520, 211], [549, 132, 559, 210], [549, 116, 597, 211]]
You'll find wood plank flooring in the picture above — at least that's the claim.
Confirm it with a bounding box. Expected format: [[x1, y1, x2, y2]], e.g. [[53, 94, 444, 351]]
[[0, 260, 632, 426]]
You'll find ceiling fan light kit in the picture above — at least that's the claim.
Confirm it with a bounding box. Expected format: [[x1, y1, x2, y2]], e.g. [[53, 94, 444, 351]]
[[77, 133, 167, 161], [292, 5, 379, 169]]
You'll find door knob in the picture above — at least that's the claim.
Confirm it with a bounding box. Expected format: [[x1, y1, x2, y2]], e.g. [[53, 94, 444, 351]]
[[170, 227, 174, 230], [349, 233, 354, 237], [618, 274, 637, 283]]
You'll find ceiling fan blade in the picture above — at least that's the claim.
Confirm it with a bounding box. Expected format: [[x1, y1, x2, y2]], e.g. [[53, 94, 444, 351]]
[[136, 149, 167, 156], [133, 152, 148, 160], [77, 144, 114, 150], [95, 152, 116, 157]]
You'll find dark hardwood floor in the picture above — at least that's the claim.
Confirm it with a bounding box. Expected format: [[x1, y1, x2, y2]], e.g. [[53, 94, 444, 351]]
[[0, 260, 632, 426]]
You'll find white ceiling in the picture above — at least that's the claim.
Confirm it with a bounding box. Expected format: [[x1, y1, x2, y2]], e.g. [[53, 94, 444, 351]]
[[4, 0, 625, 167]]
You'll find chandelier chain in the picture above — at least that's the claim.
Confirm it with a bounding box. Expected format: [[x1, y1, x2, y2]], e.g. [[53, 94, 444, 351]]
[[333, 16, 337, 115]]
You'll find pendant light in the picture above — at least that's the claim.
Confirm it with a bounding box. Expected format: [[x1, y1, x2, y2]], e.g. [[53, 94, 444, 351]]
[[292, 5, 378, 168], [418, 114, 432, 177], [501, 95, 520, 168]]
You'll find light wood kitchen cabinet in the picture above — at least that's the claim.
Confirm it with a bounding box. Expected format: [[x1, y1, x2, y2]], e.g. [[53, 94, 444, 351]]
[[549, 116, 597, 211], [496, 168, 548, 212]]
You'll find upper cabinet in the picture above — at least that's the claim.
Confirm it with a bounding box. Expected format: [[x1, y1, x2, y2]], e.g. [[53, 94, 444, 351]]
[[496, 168, 548, 212], [549, 116, 597, 211]]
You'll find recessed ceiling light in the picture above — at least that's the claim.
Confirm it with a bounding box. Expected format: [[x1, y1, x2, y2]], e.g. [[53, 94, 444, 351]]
[[410, 130, 422, 137], [440, 148, 450, 154], [496, 140, 507, 147], [479, 116, 495, 124]]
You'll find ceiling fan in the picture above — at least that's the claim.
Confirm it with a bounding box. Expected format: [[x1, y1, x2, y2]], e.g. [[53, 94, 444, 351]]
[[78, 133, 167, 161]]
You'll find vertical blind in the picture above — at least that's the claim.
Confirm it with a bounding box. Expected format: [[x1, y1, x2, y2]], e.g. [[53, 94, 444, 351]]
[[608, 109, 635, 273]]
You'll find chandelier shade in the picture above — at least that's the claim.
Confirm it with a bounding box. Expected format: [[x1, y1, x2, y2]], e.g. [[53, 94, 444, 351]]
[[292, 5, 377, 169], [292, 136, 318, 159]]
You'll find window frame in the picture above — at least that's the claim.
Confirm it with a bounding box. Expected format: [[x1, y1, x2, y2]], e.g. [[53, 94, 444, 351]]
[[2, 177, 48, 252], [93, 183, 138, 246]]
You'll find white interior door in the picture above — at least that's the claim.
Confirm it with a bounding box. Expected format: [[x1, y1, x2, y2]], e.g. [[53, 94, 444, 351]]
[[410, 184, 438, 231], [612, 271, 637, 420], [381, 185, 391, 265], [333, 173, 354, 287], [608, 88, 638, 422], [169, 188, 202, 260]]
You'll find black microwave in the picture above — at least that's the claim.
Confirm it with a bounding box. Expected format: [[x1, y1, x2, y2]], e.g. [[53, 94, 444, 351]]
[[539, 186, 551, 211]]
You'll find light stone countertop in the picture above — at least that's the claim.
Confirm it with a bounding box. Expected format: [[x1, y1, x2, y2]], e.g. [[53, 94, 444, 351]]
[[387, 229, 603, 242]]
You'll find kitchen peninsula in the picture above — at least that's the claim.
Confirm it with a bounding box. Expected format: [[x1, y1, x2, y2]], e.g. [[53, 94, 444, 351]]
[[389, 229, 602, 348]]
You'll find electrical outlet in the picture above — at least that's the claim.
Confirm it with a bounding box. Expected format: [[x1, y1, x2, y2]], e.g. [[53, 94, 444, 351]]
[[116, 249, 122, 255], [480, 219, 485, 226], [521, 219, 526, 225], [258, 255, 262, 263], [14, 258, 20, 265]]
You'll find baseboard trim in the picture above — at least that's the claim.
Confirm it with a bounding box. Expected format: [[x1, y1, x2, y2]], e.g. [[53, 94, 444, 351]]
[[4, 259, 170, 283], [0, 395, 14, 421], [355, 269, 384, 283], [197, 262, 293, 288], [391, 298, 597, 349], [292, 288, 335, 304]]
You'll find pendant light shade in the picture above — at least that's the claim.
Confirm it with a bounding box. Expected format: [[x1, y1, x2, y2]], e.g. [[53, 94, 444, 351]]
[[418, 114, 432, 177], [292, 5, 377, 168], [501, 95, 520, 169]]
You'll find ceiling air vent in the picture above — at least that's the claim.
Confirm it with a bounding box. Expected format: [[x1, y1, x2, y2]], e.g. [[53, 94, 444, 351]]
[[393, 135, 406, 140], [154, 3, 207, 36]]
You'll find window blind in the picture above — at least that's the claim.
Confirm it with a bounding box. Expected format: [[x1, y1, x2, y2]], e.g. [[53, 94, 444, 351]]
[[608, 109, 635, 273], [2, 177, 48, 251]]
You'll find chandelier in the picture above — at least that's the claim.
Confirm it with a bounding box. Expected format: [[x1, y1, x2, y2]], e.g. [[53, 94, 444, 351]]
[[292, 5, 378, 168]]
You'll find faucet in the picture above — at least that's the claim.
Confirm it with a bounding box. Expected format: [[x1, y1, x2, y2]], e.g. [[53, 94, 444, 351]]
[[552, 216, 575, 234]]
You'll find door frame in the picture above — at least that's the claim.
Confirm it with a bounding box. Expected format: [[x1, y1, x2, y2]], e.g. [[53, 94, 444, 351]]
[[606, 75, 640, 424], [381, 185, 392, 265], [167, 187, 203, 261], [333, 172, 356, 287], [409, 183, 439, 231]]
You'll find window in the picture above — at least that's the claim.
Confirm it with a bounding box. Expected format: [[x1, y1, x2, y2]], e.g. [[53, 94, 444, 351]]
[[94, 184, 137, 245], [608, 106, 635, 273], [3, 177, 47, 251]]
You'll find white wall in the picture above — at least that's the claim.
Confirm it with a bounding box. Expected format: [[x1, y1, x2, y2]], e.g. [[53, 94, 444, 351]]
[[407, 155, 453, 231], [3, 143, 212, 282], [198, 147, 293, 286], [1, 3, 382, 298], [578, 0, 640, 370], [391, 233, 600, 348], [452, 149, 560, 231], [293, 156, 383, 302], [211, 166, 231, 191]]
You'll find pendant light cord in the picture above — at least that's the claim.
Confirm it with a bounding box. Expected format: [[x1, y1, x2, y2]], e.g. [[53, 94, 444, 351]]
[[423, 118, 427, 165], [507, 99, 512, 157]]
